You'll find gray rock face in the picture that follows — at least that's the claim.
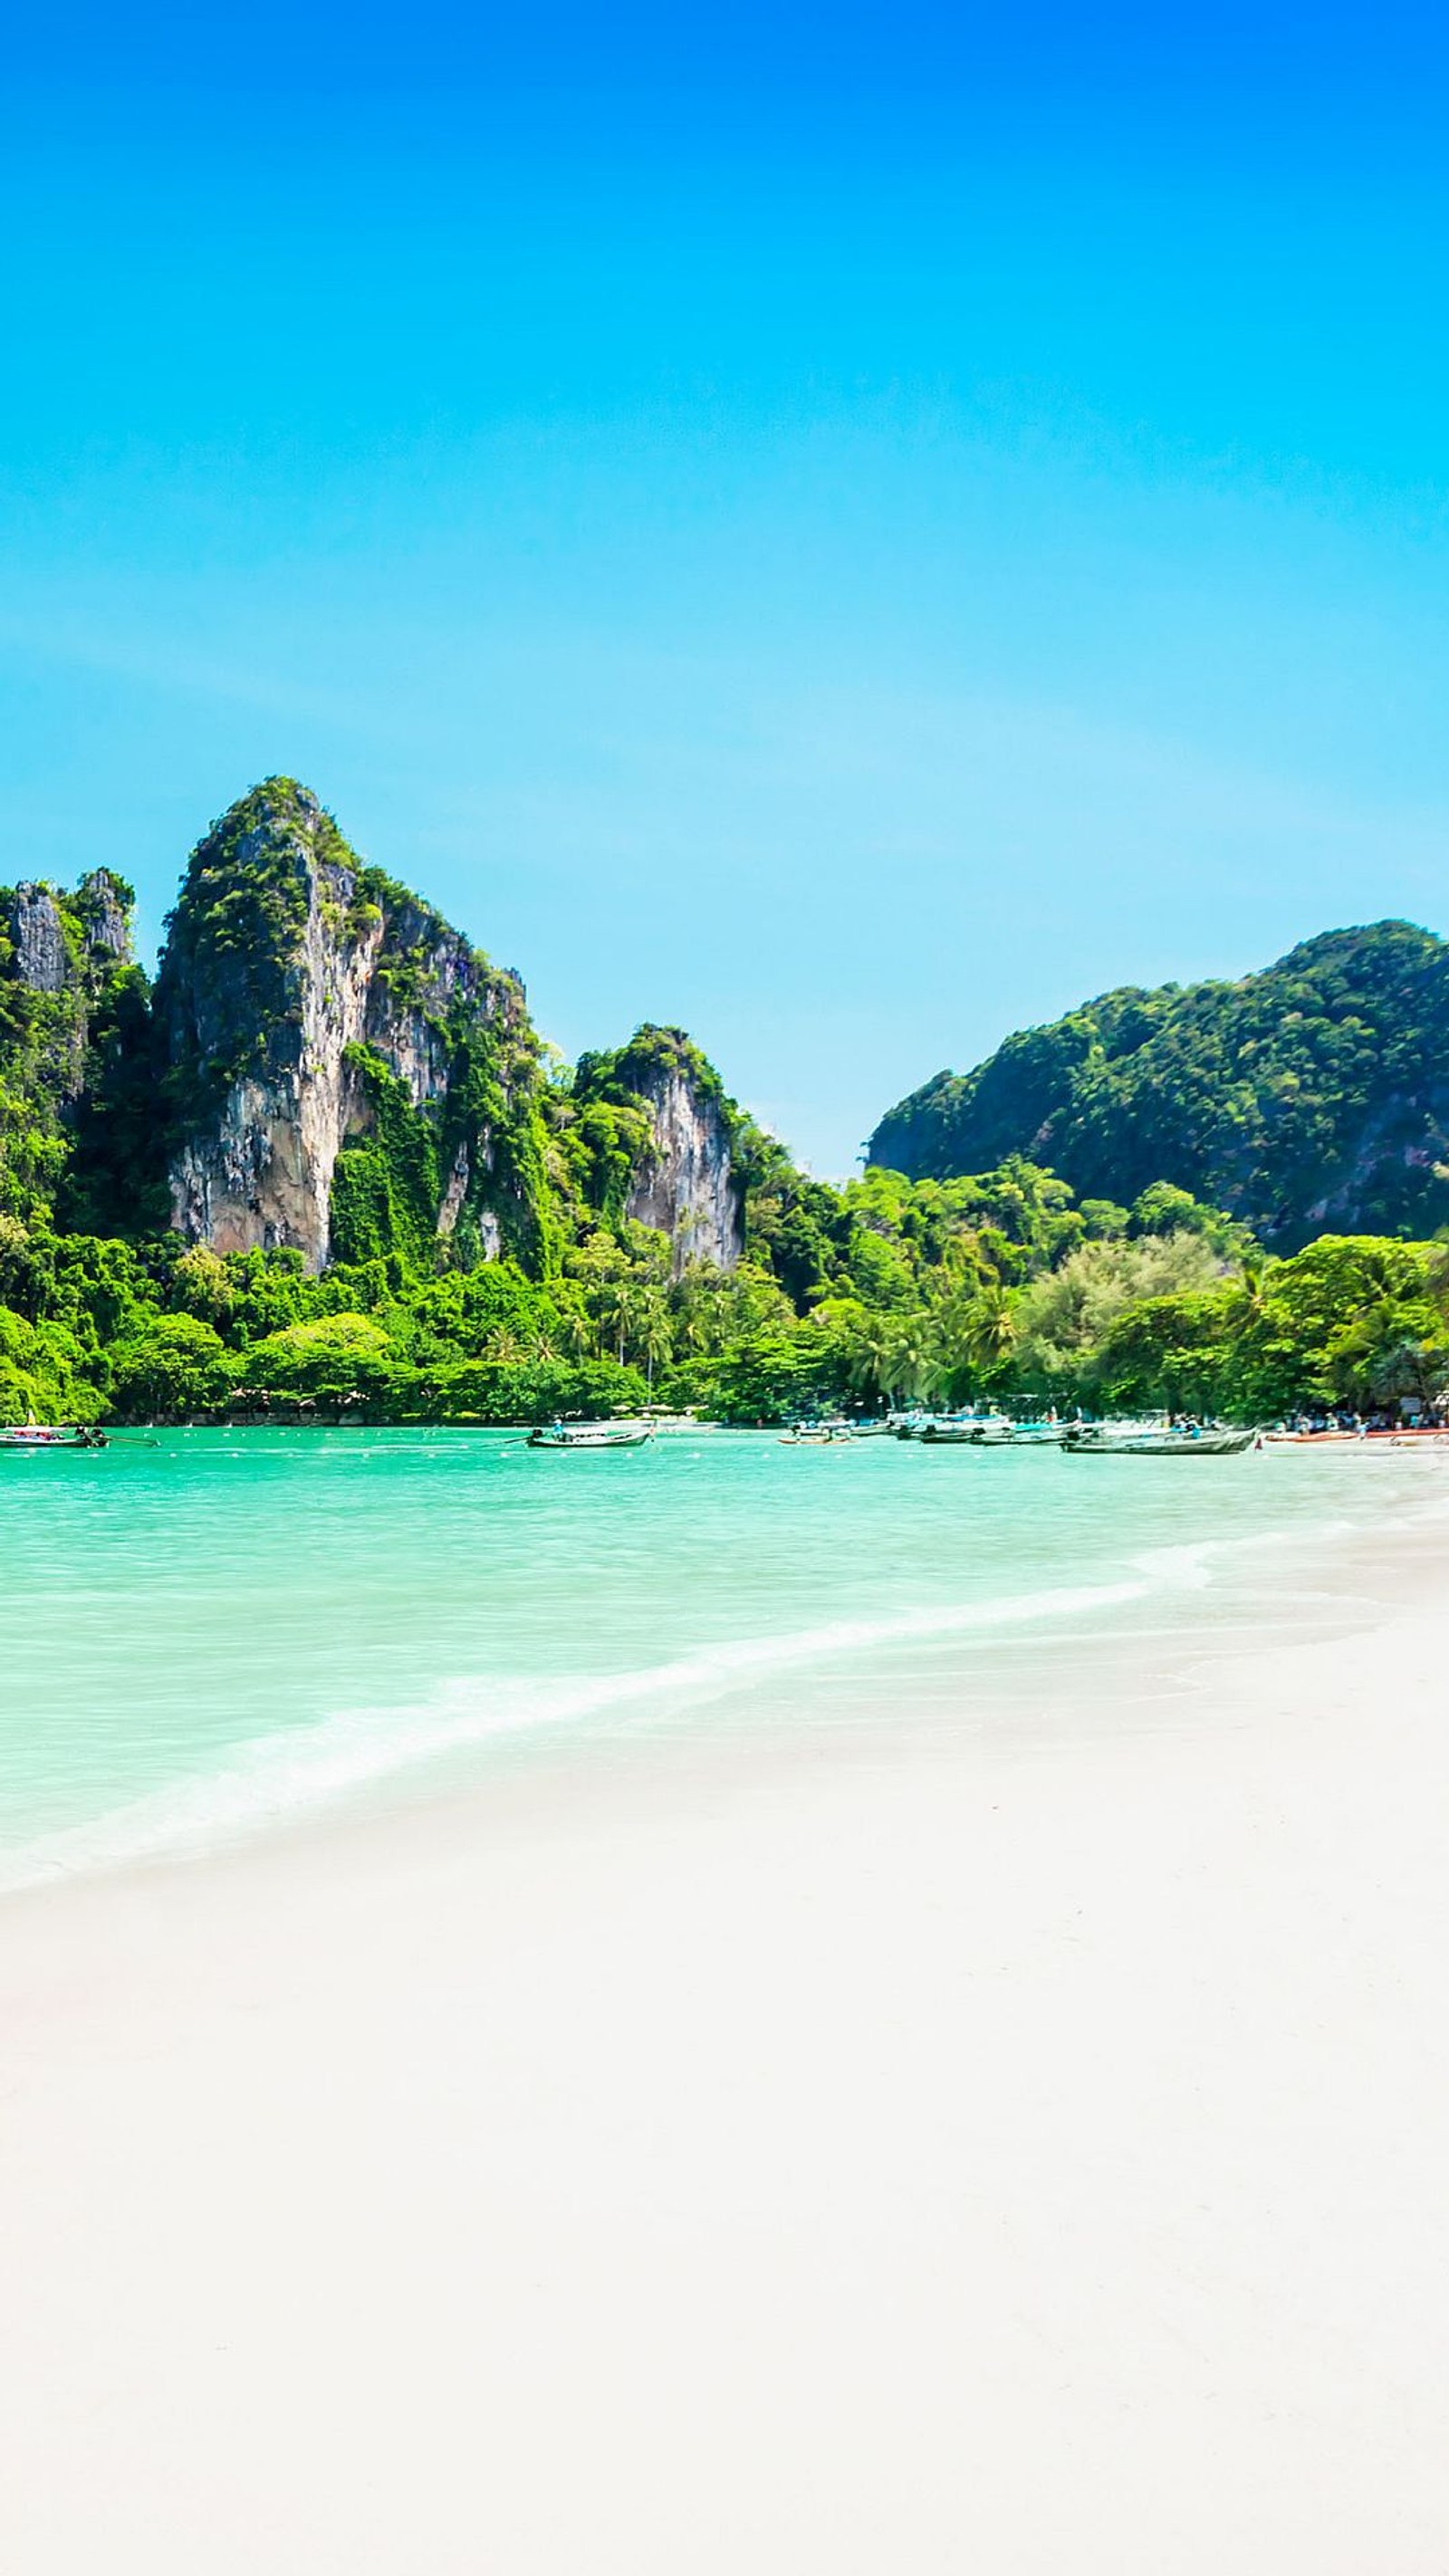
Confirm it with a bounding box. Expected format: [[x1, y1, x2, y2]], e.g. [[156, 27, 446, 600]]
[[8, 887, 71, 994], [0, 874, 141, 1170], [158, 781, 535, 1272], [77, 871, 132, 961], [626, 1061, 744, 1272], [167, 884, 384, 1267]]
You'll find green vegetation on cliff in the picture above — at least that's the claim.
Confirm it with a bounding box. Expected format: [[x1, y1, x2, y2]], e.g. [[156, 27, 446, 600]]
[[0, 872, 163, 1235], [3, 1161, 1444, 1430], [158, 778, 557, 1272], [870, 923, 1449, 1248], [567, 1025, 731, 1225], [4, 783, 1447, 1427]]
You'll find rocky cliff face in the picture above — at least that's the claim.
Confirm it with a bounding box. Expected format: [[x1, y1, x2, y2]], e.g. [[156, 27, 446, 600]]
[[0, 870, 145, 1222], [5, 870, 132, 1023], [9, 886, 72, 996], [156, 780, 550, 1273], [4, 789, 751, 1280], [623, 1053, 744, 1271], [571, 1024, 744, 1272]]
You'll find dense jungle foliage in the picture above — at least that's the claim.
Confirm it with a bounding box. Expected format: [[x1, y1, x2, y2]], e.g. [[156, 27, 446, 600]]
[[870, 922, 1449, 1249], [5, 801, 1449, 1428], [2, 1174, 1446, 1429]]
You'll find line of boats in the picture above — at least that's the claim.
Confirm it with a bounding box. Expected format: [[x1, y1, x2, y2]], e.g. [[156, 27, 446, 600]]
[[12, 1410, 1441, 1460], [776, 1411, 1260, 1455], [886, 1410, 1256, 1455]]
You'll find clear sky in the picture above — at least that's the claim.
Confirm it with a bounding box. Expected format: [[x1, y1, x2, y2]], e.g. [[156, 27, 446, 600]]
[[4, 2, 1447, 1172]]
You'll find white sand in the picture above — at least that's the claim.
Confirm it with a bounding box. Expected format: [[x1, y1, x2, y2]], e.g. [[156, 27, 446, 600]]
[[3, 1536, 1449, 2571]]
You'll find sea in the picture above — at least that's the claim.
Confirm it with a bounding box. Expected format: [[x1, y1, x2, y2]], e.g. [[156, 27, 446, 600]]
[[1, 1426, 1442, 1889]]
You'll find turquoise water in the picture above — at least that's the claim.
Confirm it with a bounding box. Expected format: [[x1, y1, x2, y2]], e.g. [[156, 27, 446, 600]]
[[0, 1427, 1435, 1883]]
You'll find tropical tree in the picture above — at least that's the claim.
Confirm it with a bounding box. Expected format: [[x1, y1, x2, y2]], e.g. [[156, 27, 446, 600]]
[[1011, 1231, 1229, 1400], [631, 1284, 674, 1388], [243, 1312, 399, 1405], [879, 1311, 946, 1407], [963, 1283, 1017, 1377], [107, 1312, 234, 1419]]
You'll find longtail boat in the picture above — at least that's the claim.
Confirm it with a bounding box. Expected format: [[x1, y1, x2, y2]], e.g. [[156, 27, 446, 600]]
[[527, 1421, 654, 1451]]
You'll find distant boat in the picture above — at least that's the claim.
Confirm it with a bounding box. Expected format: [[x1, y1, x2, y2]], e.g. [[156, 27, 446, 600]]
[[778, 1423, 850, 1445], [527, 1421, 654, 1451], [917, 1413, 1013, 1447], [1262, 1425, 1448, 1445], [1062, 1423, 1254, 1457]]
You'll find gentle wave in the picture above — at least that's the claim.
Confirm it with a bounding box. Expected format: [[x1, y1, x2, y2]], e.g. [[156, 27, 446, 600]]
[[19, 1467, 1437, 1898], [0, 1556, 1218, 1892]]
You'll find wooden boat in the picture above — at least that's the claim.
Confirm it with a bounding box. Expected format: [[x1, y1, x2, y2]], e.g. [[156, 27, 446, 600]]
[[1062, 1423, 1254, 1457], [0, 1425, 108, 1452], [1263, 1426, 1449, 1446], [918, 1413, 1013, 1447], [778, 1423, 850, 1445], [528, 1421, 653, 1451], [1262, 1429, 1361, 1445]]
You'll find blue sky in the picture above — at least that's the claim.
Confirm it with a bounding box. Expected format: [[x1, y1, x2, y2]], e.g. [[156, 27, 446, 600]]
[[4, 3, 1448, 1171]]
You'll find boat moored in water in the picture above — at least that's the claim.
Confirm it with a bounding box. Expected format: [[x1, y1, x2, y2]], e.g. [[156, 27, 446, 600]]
[[0, 1423, 109, 1452], [527, 1420, 654, 1451], [895, 1411, 1063, 1447], [1062, 1422, 1255, 1457], [916, 1412, 1014, 1447]]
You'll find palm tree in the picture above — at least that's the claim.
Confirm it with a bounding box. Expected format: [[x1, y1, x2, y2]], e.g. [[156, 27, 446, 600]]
[[633, 1286, 674, 1389], [843, 1314, 897, 1407], [673, 1264, 731, 1359], [962, 1283, 1017, 1378], [881, 1312, 946, 1407], [596, 1277, 634, 1367], [555, 1302, 594, 1361]]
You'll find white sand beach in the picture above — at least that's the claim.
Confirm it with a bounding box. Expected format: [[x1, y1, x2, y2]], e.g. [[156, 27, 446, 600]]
[[4, 1515, 1448, 2573]]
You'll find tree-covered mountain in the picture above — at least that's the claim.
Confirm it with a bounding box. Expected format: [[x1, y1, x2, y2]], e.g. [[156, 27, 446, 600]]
[[869, 923, 1449, 1249], [154, 779, 557, 1274], [1, 782, 744, 1283], [3, 784, 1448, 1427]]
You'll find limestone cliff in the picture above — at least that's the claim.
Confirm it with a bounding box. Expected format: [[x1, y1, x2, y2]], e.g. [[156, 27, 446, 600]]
[[156, 780, 551, 1273], [4, 791, 748, 1280], [0, 870, 149, 1224], [9, 885, 73, 997], [571, 1025, 744, 1272]]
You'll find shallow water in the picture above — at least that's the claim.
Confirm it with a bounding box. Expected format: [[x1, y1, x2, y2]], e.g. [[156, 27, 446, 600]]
[[0, 1427, 1440, 1882]]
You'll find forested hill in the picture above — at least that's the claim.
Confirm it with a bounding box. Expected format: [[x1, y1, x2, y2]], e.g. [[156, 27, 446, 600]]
[[4, 785, 1449, 1428], [869, 923, 1449, 1249]]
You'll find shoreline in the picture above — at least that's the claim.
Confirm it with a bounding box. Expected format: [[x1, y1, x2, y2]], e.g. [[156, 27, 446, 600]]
[[3, 1449, 1445, 1895], [4, 1505, 1449, 2568]]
